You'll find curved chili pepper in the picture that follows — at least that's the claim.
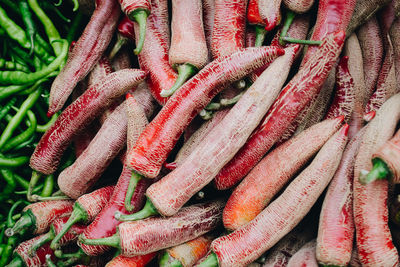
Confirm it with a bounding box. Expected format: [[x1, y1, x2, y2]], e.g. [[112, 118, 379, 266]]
[[78, 167, 150, 256], [301, 0, 356, 66], [19, 0, 36, 55], [106, 253, 157, 267], [48, 0, 120, 116], [214, 31, 345, 191], [119, 0, 151, 55], [127, 46, 284, 179]]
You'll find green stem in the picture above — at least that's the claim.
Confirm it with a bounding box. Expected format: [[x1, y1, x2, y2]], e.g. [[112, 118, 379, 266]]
[[131, 9, 149, 55], [159, 251, 183, 267], [254, 25, 267, 47], [28, 230, 53, 256], [359, 158, 391, 184], [220, 91, 244, 107], [125, 171, 142, 212], [197, 252, 219, 267], [5, 211, 34, 237], [71, 0, 79, 11], [205, 102, 221, 111], [27, 171, 42, 202], [45, 254, 57, 267], [7, 200, 27, 228], [279, 10, 296, 46], [51, 203, 87, 250], [0, 169, 16, 201], [115, 198, 158, 221], [4, 255, 23, 267], [109, 34, 128, 60], [161, 63, 198, 97], [280, 37, 322, 46], [79, 232, 120, 248]]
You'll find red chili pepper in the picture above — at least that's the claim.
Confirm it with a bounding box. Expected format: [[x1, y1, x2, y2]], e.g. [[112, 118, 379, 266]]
[[79, 201, 224, 256], [5, 200, 74, 237], [324, 56, 356, 122], [214, 31, 345, 190], [247, 0, 268, 47], [6, 234, 56, 267], [135, 0, 177, 105], [28, 216, 86, 257], [48, 0, 121, 116], [30, 69, 147, 175], [57, 102, 128, 199], [353, 94, 400, 266], [301, 0, 356, 65], [119, 0, 151, 55], [211, 0, 247, 59], [50, 186, 114, 250], [78, 167, 150, 256], [162, 0, 209, 97], [258, 0, 282, 31], [109, 16, 136, 60], [106, 253, 157, 267], [283, 0, 315, 13]]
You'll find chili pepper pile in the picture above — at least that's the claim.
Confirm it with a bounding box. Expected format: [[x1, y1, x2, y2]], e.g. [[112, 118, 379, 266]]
[[2, 0, 400, 266], [0, 0, 84, 265]]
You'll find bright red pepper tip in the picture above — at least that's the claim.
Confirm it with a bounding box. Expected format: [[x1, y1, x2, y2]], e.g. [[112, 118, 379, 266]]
[[126, 93, 132, 99], [340, 124, 350, 136], [164, 162, 177, 170], [334, 30, 346, 43], [364, 111, 376, 122], [264, 20, 276, 31], [277, 48, 285, 56]]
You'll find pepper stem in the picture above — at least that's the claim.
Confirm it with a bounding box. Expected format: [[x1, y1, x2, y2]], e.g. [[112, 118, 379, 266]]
[[280, 37, 322, 46], [359, 158, 391, 184], [27, 171, 42, 202], [54, 249, 90, 267], [124, 171, 142, 212], [160, 64, 198, 97], [159, 251, 183, 267], [116, 198, 158, 221], [79, 233, 120, 248], [197, 252, 219, 267], [279, 10, 296, 46], [254, 25, 267, 47], [220, 91, 244, 107], [5, 212, 33, 237], [109, 34, 127, 60], [131, 9, 149, 55], [45, 255, 57, 267], [5, 257, 23, 267], [29, 231, 54, 257], [50, 203, 87, 250]]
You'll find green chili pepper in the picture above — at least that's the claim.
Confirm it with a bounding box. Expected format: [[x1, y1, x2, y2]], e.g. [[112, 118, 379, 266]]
[[0, 59, 29, 72], [40, 174, 54, 197], [0, 155, 29, 168], [67, 11, 84, 44], [0, 235, 18, 266], [13, 173, 29, 190], [0, 169, 16, 201], [0, 84, 31, 101], [33, 101, 48, 121], [12, 134, 36, 150], [28, 0, 62, 56], [0, 39, 67, 85], [14, 183, 43, 195], [0, 97, 16, 122], [36, 112, 58, 132], [7, 200, 28, 228], [19, 0, 36, 54], [1, 110, 37, 153], [16, 75, 56, 96], [0, 87, 42, 149]]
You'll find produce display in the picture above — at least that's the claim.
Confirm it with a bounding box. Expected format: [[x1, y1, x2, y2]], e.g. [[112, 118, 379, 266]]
[[0, 0, 399, 266]]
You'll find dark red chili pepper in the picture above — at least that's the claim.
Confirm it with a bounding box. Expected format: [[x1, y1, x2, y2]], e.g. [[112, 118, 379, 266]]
[[50, 186, 114, 250], [214, 31, 345, 190], [126, 46, 284, 179], [109, 16, 136, 60], [6, 234, 56, 267], [30, 69, 146, 175], [28, 216, 86, 257], [48, 0, 121, 116], [78, 167, 151, 256]]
